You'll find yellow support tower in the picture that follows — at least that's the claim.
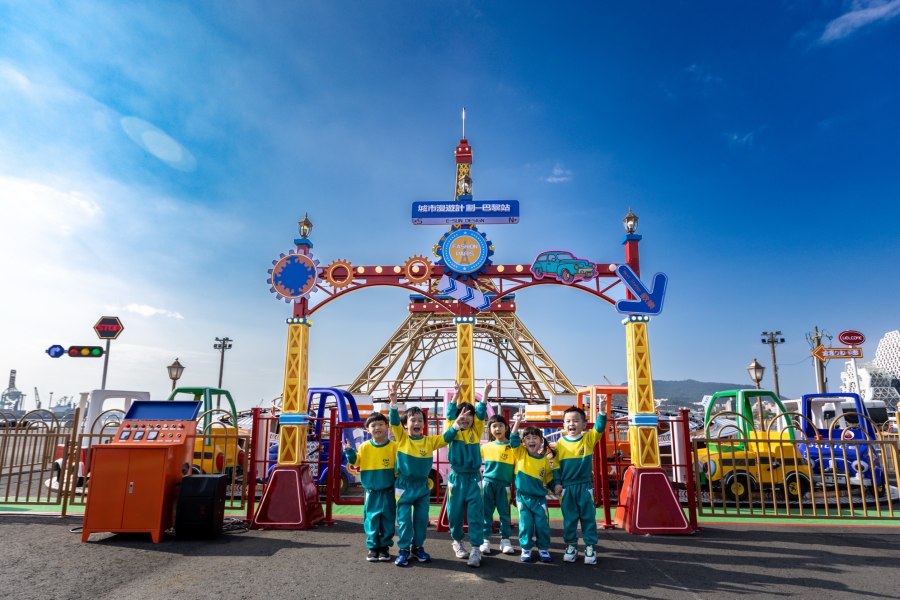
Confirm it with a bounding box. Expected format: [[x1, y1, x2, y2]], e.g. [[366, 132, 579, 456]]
[[624, 315, 660, 468], [616, 313, 691, 535], [277, 317, 311, 465], [455, 316, 475, 404], [254, 216, 324, 530]]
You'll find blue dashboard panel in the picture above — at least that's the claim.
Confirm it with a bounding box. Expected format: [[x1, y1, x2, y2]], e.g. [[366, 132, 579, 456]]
[[124, 400, 202, 421]]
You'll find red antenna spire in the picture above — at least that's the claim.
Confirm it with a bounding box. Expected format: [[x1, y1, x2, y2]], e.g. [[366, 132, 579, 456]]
[[455, 107, 472, 165]]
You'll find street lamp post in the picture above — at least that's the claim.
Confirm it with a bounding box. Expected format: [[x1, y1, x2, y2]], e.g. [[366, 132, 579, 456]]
[[747, 358, 765, 390], [214, 337, 233, 408], [167, 358, 185, 392], [761, 331, 785, 397]]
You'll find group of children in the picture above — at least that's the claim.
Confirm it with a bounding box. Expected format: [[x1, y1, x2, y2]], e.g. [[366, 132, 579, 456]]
[[342, 381, 607, 568]]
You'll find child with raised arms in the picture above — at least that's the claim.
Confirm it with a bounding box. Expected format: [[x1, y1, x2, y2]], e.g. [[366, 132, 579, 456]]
[[554, 402, 607, 565], [509, 408, 559, 563], [444, 380, 489, 567], [343, 412, 397, 562], [479, 409, 516, 555], [389, 381, 459, 567]]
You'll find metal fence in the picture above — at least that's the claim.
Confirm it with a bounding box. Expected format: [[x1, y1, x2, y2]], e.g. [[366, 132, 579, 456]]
[[4, 405, 897, 525], [692, 412, 900, 520], [0, 408, 250, 516]]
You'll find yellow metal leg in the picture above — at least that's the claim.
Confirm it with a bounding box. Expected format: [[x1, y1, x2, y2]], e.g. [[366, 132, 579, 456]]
[[278, 318, 310, 465], [455, 318, 475, 404], [624, 317, 660, 468]]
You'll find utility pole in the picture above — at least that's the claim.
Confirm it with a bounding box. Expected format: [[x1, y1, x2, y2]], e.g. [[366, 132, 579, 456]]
[[805, 326, 829, 394], [214, 337, 233, 408], [761, 331, 785, 398]]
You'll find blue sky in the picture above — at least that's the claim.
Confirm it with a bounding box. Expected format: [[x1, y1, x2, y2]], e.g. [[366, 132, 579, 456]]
[[2, 1, 898, 410]]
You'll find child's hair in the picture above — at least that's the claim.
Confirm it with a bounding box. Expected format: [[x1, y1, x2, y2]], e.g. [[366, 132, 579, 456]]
[[520, 425, 555, 458], [486, 414, 509, 440], [400, 406, 425, 427], [563, 406, 587, 421], [365, 413, 388, 427]]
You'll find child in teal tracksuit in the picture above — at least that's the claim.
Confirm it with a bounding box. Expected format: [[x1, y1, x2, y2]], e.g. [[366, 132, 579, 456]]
[[509, 409, 559, 563], [444, 381, 490, 567], [554, 402, 607, 565], [343, 412, 396, 562], [480, 412, 516, 555], [389, 382, 458, 567]]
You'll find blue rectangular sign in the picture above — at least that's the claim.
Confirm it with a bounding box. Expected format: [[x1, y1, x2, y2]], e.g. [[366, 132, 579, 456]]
[[411, 200, 520, 225]]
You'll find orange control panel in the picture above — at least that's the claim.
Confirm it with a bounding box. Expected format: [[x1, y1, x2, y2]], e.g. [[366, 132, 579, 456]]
[[113, 420, 193, 445], [82, 400, 202, 543]]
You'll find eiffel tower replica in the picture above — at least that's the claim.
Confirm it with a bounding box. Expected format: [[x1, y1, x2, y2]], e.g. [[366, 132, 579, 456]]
[[346, 115, 576, 404]]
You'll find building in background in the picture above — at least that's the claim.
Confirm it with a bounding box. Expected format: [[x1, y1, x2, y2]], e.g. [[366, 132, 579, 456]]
[[840, 330, 900, 414]]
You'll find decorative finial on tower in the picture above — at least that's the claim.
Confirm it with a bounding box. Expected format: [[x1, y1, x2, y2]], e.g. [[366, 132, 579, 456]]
[[462, 107, 466, 139]]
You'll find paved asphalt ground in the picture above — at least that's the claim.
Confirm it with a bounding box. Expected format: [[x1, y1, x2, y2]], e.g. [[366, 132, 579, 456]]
[[1, 515, 898, 600]]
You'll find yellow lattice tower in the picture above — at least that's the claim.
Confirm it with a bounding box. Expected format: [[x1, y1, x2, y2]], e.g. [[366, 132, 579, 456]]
[[624, 315, 660, 468], [278, 317, 311, 465], [455, 316, 475, 404]]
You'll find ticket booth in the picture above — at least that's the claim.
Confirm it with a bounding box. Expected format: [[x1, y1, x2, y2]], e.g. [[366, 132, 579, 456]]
[[82, 400, 202, 543]]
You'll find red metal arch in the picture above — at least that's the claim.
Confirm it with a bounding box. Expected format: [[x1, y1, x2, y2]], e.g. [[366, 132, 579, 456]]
[[307, 281, 454, 316], [304, 263, 623, 316]]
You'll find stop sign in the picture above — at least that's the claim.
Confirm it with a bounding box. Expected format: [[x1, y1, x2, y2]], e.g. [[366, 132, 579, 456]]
[[94, 316, 124, 340]]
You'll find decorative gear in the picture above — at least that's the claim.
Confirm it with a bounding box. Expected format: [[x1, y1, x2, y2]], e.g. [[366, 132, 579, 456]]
[[403, 255, 433, 284], [323, 259, 354, 289], [267, 250, 320, 303], [434, 225, 494, 282]]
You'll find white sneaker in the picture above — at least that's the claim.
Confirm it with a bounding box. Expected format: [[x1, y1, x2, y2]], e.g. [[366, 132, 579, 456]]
[[452, 540, 469, 559], [467, 548, 482, 567], [563, 544, 578, 563], [584, 545, 597, 565], [479, 540, 491, 554], [500, 538, 515, 554]]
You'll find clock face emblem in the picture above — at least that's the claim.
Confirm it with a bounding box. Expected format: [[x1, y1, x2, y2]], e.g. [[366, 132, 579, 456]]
[[435, 226, 493, 280]]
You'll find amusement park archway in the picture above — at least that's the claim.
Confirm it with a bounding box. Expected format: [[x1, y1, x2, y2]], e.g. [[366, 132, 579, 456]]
[[256, 127, 684, 533]]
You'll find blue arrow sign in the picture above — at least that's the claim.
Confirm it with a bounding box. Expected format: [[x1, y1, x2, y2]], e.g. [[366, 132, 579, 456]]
[[437, 275, 491, 311], [46, 344, 65, 358], [615, 265, 667, 316]]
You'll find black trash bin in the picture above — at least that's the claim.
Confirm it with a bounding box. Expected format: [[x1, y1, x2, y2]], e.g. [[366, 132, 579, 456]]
[[175, 474, 227, 539]]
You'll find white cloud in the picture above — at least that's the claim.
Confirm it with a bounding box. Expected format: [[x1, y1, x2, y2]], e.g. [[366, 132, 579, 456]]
[[820, 0, 900, 44], [121, 117, 197, 172], [120, 304, 185, 319], [727, 131, 756, 148], [544, 163, 573, 183]]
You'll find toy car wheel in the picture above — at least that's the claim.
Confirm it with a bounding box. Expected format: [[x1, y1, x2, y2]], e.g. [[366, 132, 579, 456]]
[[784, 473, 811, 500], [559, 269, 574, 283], [866, 483, 886, 498], [533, 266, 544, 279], [724, 473, 753, 502]]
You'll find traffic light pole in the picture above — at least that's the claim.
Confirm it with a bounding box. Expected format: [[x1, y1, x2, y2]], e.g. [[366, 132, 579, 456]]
[[100, 339, 111, 390]]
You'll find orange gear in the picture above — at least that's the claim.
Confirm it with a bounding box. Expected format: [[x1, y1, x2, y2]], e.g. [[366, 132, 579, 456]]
[[323, 259, 354, 289], [404, 255, 432, 284]]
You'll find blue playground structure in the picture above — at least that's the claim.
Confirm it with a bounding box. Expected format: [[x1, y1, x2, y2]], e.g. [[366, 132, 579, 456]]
[[265, 387, 364, 490]]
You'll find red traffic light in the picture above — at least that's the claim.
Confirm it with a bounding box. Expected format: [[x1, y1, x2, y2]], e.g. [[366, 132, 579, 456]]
[[67, 346, 105, 358]]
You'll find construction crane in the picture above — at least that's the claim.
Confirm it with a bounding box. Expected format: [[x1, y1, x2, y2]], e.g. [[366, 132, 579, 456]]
[[1, 369, 25, 411], [34, 387, 41, 410]]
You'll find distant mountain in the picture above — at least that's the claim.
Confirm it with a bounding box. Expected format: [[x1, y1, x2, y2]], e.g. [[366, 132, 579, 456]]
[[606, 379, 748, 409]]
